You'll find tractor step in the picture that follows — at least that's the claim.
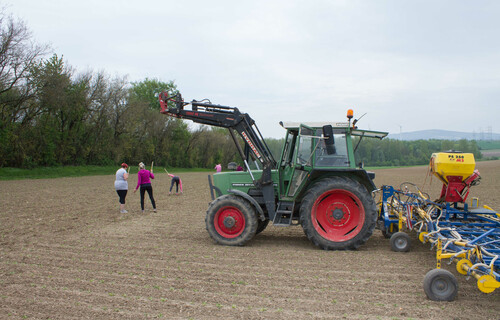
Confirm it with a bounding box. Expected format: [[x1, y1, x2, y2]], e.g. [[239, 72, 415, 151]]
[[273, 201, 295, 226]]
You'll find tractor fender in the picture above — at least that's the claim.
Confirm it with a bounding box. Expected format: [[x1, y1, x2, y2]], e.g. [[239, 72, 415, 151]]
[[295, 169, 376, 202], [227, 189, 266, 221], [309, 169, 376, 191]]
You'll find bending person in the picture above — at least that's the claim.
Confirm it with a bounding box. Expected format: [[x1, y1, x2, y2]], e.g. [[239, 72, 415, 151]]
[[134, 162, 157, 213], [167, 171, 183, 195]]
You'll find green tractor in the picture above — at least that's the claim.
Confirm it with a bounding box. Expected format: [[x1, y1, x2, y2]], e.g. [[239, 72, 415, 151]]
[[160, 93, 388, 250]]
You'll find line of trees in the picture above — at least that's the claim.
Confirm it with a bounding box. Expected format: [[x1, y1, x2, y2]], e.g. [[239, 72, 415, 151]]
[[0, 50, 241, 168], [263, 137, 482, 168], [0, 10, 485, 170], [0, 10, 243, 169], [354, 138, 482, 167]]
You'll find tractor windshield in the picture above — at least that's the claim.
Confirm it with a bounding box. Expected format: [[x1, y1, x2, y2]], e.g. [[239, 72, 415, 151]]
[[314, 130, 349, 167]]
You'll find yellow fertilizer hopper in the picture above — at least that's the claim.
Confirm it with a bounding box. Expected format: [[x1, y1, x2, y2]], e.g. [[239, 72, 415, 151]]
[[430, 151, 480, 203]]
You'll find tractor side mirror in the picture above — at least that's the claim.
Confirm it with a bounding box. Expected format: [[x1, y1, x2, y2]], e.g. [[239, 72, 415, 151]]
[[322, 125, 336, 155]]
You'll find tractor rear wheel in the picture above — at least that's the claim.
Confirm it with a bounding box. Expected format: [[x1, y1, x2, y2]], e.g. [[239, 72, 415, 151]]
[[205, 194, 258, 246], [300, 177, 377, 250]]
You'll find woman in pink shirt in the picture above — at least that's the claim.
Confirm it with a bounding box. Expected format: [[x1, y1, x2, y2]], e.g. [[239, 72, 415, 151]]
[[215, 163, 222, 173], [134, 162, 157, 213]]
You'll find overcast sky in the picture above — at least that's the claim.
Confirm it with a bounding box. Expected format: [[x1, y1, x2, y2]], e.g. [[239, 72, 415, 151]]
[[5, 0, 500, 138]]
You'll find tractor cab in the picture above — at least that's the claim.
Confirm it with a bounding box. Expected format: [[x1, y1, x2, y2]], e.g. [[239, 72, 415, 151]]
[[278, 120, 388, 201]]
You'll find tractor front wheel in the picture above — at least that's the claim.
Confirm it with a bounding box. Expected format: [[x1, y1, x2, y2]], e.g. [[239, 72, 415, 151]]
[[300, 177, 377, 250], [205, 195, 258, 246]]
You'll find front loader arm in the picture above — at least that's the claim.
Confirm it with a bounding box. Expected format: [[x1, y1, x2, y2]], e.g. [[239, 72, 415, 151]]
[[159, 92, 276, 168], [159, 92, 277, 218]]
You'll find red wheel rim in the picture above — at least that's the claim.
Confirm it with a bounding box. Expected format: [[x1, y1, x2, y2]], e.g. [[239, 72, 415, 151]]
[[311, 189, 365, 241], [214, 206, 246, 238]]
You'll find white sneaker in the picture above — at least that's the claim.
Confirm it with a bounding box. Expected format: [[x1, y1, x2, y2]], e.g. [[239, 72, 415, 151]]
[[120, 210, 128, 213], [153, 209, 157, 213]]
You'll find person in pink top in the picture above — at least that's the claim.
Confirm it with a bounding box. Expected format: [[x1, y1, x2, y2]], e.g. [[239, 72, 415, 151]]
[[215, 163, 222, 173], [134, 162, 157, 213], [165, 170, 183, 195]]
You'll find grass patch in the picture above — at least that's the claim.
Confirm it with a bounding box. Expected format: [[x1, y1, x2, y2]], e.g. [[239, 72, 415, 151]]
[[2, 162, 466, 181], [364, 164, 426, 170], [0, 166, 213, 180], [477, 140, 500, 150]]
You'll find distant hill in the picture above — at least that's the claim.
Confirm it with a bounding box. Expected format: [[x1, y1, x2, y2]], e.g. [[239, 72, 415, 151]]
[[387, 129, 500, 141]]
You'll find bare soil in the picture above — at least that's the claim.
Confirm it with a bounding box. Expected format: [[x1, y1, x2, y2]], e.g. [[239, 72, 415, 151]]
[[1, 162, 499, 319]]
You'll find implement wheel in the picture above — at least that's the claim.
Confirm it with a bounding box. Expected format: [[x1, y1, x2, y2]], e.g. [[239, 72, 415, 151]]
[[205, 195, 257, 246], [390, 232, 411, 252], [423, 269, 458, 301], [300, 177, 377, 250]]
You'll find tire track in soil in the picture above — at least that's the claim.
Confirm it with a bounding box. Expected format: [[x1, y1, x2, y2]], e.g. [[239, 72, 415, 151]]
[[1, 167, 499, 319]]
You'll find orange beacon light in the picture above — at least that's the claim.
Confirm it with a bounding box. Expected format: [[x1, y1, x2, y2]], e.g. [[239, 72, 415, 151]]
[[347, 109, 354, 120]]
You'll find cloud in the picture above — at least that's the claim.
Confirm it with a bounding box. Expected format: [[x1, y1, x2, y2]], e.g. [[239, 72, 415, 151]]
[[6, 0, 500, 137]]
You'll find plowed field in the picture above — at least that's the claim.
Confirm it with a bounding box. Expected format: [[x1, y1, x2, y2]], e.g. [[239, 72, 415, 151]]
[[1, 161, 499, 319]]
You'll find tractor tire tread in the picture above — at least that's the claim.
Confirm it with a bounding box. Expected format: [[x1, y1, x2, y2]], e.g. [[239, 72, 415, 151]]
[[205, 194, 258, 246], [299, 176, 377, 250]]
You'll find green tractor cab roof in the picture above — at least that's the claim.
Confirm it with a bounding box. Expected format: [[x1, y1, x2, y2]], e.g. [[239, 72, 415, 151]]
[[279, 121, 388, 139], [280, 121, 352, 129], [351, 129, 388, 139]]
